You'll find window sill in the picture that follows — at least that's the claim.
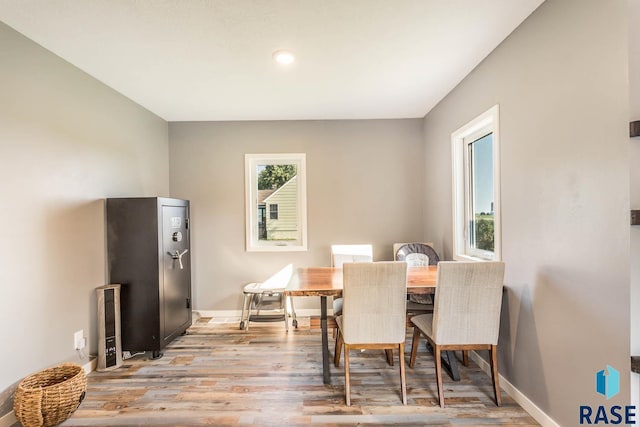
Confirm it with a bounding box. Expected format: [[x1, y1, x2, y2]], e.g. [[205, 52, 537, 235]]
[[453, 254, 499, 262], [247, 245, 308, 252]]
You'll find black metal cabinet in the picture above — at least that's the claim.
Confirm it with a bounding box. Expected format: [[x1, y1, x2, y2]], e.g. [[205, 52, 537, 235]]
[[106, 197, 192, 358]]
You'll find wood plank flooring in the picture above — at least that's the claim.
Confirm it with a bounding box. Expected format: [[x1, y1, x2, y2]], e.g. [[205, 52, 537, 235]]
[[58, 318, 539, 426]]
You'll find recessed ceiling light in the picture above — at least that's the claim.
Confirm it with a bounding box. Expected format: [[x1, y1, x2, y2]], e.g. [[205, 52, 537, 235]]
[[273, 50, 295, 65]]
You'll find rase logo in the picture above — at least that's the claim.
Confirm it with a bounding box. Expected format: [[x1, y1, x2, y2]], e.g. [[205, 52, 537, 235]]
[[596, 365, 620, 400], [579, 365, 636, 425]]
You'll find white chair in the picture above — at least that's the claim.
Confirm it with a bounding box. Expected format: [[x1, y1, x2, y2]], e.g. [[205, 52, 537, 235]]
[[330, 244, 373, 318], [333, 261, 408, 406], [331, 244, 374, 267], [408, 261, 505, 408], [239, 264, 297, 331]]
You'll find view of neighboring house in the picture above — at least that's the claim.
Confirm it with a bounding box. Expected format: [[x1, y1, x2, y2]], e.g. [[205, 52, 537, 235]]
[[262, 175, 298, 241], [257, 188, 276, 239]]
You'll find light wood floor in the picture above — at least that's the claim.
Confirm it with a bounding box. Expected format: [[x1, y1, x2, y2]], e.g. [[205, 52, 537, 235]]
[[59, 317, 539, 426]]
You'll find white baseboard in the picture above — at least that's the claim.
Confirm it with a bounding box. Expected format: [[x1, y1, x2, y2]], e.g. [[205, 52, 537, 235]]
[[195, 308, 323, 318], [469, 351, 560, 427], [84, 357, 97, 375], [195, 309, 241, 318], [0, 411, 16, 427]]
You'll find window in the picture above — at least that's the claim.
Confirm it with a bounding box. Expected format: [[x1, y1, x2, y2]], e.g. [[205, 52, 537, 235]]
[[245, 153, 307, 251], [269, 204, 278, 220], [451, 105, 501, 261]]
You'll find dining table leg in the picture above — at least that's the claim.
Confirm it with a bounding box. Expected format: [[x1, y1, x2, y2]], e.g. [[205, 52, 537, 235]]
[[320, 296, 330, 384], [426, 343, 460, 381], [442, 350, 460, 381]]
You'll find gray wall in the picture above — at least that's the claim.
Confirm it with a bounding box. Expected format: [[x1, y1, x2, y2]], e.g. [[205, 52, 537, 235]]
[[169, 120, 424, 310], [422, 0, 629, 425], [0, 22, 169, 395]]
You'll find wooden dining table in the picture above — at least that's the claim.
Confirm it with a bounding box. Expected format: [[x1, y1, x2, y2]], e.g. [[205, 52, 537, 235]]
[[285, 265, 440, 384]]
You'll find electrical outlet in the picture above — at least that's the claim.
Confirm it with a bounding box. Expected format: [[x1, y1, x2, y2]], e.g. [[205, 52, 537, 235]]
[[74, 330, 85, 350]]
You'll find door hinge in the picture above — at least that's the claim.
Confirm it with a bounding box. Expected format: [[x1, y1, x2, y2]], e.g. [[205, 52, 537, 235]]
[[186, 298, 191, 309], [185, 218, 189, 230]]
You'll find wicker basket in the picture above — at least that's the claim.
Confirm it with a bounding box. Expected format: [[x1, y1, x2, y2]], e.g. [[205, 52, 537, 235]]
[[13, 363, 87, 427]]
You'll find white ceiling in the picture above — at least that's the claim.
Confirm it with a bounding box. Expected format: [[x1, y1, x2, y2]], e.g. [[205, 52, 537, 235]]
[[0, 0, 544, 122]]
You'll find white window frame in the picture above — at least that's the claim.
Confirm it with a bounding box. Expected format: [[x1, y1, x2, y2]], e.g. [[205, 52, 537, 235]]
[[245, 153, 308, 252], [451, 105, 501, 261]]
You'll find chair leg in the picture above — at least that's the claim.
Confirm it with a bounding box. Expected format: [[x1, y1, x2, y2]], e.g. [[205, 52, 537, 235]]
[[399, 343, 407, 405], [283, 300, 289, 333], [334, 330, 343, 367], [245, 294, 255, 331], [240, 293, 249, 329], [490, 345, 502, 406], [255, 294, 262, 316], [344, 344, 351, 406], [276, 292, 288, 332], [409, 327, 421, 368], [434, 344, 445, 408], [385, 349, 394, 366]]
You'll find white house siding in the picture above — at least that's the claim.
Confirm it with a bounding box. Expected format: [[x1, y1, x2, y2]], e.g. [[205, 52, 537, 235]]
[[264, 175, 298, 240]]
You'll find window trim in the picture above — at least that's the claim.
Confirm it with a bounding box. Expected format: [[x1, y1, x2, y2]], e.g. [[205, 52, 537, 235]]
[[451, 105, 501, 261], [245, 153, 307, 252]]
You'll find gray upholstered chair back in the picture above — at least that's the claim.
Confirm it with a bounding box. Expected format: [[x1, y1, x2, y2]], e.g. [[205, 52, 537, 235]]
[[432, 261, 505, 345], [395, 243, 439, 265], [341, 261, 407, 344], [331, 244, 373, 267], [405, 252, 429, 266]]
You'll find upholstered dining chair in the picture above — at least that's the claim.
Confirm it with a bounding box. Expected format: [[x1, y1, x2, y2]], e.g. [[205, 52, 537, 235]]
[[394, 243, 440, 316], [408, 261, 505, 408], [333, 261, 408, 406]]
